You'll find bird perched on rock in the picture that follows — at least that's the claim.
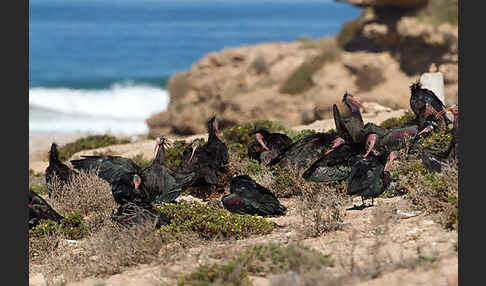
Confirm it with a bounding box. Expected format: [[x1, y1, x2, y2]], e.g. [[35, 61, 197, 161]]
[[45, 142, 78, 197], [346, 151, 398, 207], [29, 188, 64, 229], [222, 175, 286, 216]]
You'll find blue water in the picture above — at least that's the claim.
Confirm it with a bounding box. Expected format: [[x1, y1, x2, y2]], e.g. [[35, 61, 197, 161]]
[[29, 0, 360, 134]]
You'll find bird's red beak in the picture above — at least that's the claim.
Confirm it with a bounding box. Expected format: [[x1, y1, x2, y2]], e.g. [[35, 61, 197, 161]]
[[347, 96, 366, 113], [325, 137, 345, 155], [133, 176, 141, 190], [188, 144, 198, 164], [384, 151, 398, 171], [154, 138, 161, 157], [256, 133, 270, 151], [363, 133, 377, 158]]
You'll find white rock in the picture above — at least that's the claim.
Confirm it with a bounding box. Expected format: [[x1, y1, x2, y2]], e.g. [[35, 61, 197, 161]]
[[420, 72, 445, 105]]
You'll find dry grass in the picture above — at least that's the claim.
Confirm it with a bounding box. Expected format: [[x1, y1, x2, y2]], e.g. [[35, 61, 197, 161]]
[[48, 170, 117, 232], [297, 181, 349, 238]]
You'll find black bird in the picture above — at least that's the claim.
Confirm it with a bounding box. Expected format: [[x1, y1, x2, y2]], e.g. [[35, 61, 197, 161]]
[[333, 92, 366, 145], [409, 81, 451, 129], [176, 116, 229, 186], [267, 131, 338, 170], [302, 140, 361, 182], [222, 175, 286, 216], [363, 125, 424, 158], [420, 143, 455, 173], [247, 128, 292, 163], [45, 143, 78, 197], [346, 151, 398, 207], [175, 138, 221, 186], [29, 189, 64, 229], [71, 136, 197, 204]]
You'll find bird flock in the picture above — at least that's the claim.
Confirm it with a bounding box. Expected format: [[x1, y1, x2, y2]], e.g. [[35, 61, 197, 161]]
[[29, 81, 458, 229]]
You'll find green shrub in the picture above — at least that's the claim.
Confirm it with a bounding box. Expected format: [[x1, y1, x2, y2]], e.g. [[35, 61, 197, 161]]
[[286, 129, 317, 142], [391, 161, 427, 180], [280, 38, 341, 95], [336, 18, 364, 48], [235, 243, 334, 275], [154, 202, 275, 240], [30, 219, 60, 238], [58, 135, 130, 161], [177, 243, 334, 286], [29, 183, 48, 195], [165, 140, 192, 170], [418, 129, 453, 152], [129, 154, 153, 169], [29, 212, 89, 240], [60, 212, 89, 240], [417, 0, 458, 25], [221, 120, 289, 158], [379, 111, 416, 129], [251, 55, 268, 74], [178, 261, 252, 286]]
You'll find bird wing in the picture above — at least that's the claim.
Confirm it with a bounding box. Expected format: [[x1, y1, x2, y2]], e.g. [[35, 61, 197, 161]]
[[70, 155, 141, 184]]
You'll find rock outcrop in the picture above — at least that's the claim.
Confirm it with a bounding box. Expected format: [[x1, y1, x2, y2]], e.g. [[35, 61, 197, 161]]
[[146, 0, 458, 138]]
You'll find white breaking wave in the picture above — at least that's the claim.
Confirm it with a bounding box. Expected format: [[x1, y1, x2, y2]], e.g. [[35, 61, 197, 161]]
[[29, 82, 170, 119], [29, 82, 170, 135]]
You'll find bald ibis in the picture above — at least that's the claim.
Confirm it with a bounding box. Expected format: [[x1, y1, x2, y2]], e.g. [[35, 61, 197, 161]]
[[248, 129, 292, 163], [222, 175, 286, 216], [45, 143, 78, 197], [71, 136, 198, 204], [346, 151, 398, 207], [29, 189, 64, 229]]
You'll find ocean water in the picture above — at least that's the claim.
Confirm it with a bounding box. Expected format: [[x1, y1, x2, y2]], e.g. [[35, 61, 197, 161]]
[[29, 0, 360, 135]]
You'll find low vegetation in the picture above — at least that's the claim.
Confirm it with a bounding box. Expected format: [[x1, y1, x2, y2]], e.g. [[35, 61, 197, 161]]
[[177, 243, 334, 286], [58, 134, 130, 161], [336, 18, 365, 49], [154, 202, 276, 240], [417, 0, 458, 26], [379, 111, 415, 129], [280, 38, 341, 95]]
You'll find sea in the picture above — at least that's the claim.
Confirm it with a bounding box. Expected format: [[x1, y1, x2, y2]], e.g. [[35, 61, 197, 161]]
[[29, 0, 360, 135]]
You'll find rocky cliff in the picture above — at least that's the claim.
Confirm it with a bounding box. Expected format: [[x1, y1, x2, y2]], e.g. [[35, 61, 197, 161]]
[[146, 0, 458, 138]]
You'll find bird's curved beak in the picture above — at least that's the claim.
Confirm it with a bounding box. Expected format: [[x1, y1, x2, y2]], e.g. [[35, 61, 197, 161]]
[[363, 133, 377, 158], [189, 144, 198, 164], [384, 151, 398, 171], [347, 96, 366, 113], [154, 138, 161, 157], [325, 137, 345, 155], [256, 133, 270, 151]]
